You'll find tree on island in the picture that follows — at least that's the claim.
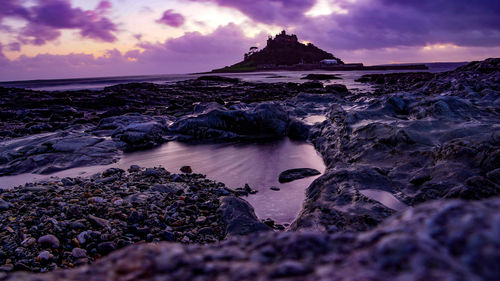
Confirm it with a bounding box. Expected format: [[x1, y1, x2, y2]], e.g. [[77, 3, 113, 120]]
[[244, 46, 259, 60]]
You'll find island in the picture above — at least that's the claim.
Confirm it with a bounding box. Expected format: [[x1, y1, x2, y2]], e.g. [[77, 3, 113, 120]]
[[212, 30, 428, 73]]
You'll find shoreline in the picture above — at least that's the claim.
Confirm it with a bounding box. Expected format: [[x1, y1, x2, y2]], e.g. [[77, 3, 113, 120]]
[[1, 58, 499, 279], [210, 63, 429, 73]]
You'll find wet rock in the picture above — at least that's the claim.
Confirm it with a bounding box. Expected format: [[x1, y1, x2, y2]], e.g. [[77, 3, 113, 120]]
[[99, 114, 169, 151], [169, 102, 289, 141], [180, 166, 192, 173], [220, 196, 271, 236], [278, 168, 321, 183], [300, 81, 323, 89], [287, 119, 311, 141], [197, 75, 239, 83], [325, 84, 349, 94], [301, 74, 341, 80]]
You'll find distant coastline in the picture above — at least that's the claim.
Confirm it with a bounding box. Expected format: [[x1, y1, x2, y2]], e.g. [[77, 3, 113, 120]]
[[210, 63, 429, 73]]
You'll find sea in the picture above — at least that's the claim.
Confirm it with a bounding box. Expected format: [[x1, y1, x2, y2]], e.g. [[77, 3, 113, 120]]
[[0, 62, 467, 92]]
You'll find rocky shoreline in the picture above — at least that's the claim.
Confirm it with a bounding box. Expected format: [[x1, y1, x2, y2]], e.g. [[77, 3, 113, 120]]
[[0, 166, 273, 273], [1, 58, 499, 280]]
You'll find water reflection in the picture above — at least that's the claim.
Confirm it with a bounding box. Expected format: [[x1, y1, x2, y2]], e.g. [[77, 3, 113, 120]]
[[1, 138, 325, 224]]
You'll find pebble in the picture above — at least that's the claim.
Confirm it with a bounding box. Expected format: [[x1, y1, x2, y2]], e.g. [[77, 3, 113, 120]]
[[0, 198, 12, 210], [196, 216, 207, 224], [37, 235, 60, 249], [0, 167, 227, 273], [72, 248, 87, 259], [97, 242, 116, 255], [77, 231, 89, 245], [37, 251, 52, 262], [20, 237, 36, 247]]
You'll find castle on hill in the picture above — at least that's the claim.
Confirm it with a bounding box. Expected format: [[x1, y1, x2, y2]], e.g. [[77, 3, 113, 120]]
[[267, 30, 298, 46], [212, 30, 346, 72]]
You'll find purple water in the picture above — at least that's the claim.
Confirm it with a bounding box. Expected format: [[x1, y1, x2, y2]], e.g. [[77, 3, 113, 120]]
[[1, 138, 325, 224]]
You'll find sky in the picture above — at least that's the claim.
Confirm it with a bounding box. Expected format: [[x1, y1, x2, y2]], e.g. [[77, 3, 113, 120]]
[[0, 0, 499, 81]]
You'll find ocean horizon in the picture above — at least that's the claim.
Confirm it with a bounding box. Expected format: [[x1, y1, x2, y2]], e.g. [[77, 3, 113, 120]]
[[0, 61, 467, 91]]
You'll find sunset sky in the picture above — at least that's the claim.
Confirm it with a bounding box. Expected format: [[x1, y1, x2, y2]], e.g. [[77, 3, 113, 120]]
[[0, 0, 499, 81]]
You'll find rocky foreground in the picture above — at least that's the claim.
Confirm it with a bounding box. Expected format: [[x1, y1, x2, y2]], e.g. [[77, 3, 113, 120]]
[[0, 58, 499, 280], [7, 198, 500, 281]]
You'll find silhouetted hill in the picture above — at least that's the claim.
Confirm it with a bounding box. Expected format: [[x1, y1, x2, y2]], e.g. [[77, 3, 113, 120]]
[[213, 30, 344, 72]]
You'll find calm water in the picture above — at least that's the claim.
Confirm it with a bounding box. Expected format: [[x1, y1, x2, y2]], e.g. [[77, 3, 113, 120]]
[[0, 62, 466, 91], [1, 138, 325, 224]]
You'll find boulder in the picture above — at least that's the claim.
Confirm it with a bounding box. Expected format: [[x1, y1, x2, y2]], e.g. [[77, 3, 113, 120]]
[[219, 196, 271, 236], [278, 168, 321, 183]]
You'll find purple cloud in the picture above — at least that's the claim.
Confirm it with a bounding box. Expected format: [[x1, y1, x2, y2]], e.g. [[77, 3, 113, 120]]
[[1, 0, 119, 46], [277, 0, 496, 54], [156, 10, 185, 27], [191, 0, 500, 50], [190, 0, 315, 24], [0, 24, 265, 80], [0, 0, 30, 21], [7, 42, 21, 52]]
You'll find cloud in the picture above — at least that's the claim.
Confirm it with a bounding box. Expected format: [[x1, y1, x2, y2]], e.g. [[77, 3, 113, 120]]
[[0, 24, 266, 81], [1, 0, 119, 46], [189, 0, 316, 24], [190, 0, 500, 50], [0, 0, 30, 21], [7, 42, 21, 52], [157, 9, 185, 27]]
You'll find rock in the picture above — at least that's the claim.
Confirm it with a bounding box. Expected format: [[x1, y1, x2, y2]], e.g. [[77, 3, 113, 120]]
[[128, 165, 141, 172], [37, 251, 52, 262], [197, 76, 240, 83], [160, 231, 176, 242], [325, 84, 348, 94], [195, 216, 207, 224], [88, 215, 110, 229], [301, 74, 342, 80], [151, 184, 180, 194], [37, 235, 59, 249], [0, 198, 12, 210], [180, 166, 192, 174], [269, 261, 310, 278], [71, 248, 87, 259], [8, 198, 500, 281], [287, 119, 311, 141], [101, 168, 124, 177], [219, 196, 271, 236], [20, 238, 36, 247], [278, 168, 321, 183], [169, 102, 289, 141], [77, 231, 89, 245], [97, 242, 116, 256], [486, 168, 500, 184], [270, 186, 280, 191], [300, 81, 324, 89], [100, 114, 169, 151], [0, 131, 119, 177]]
